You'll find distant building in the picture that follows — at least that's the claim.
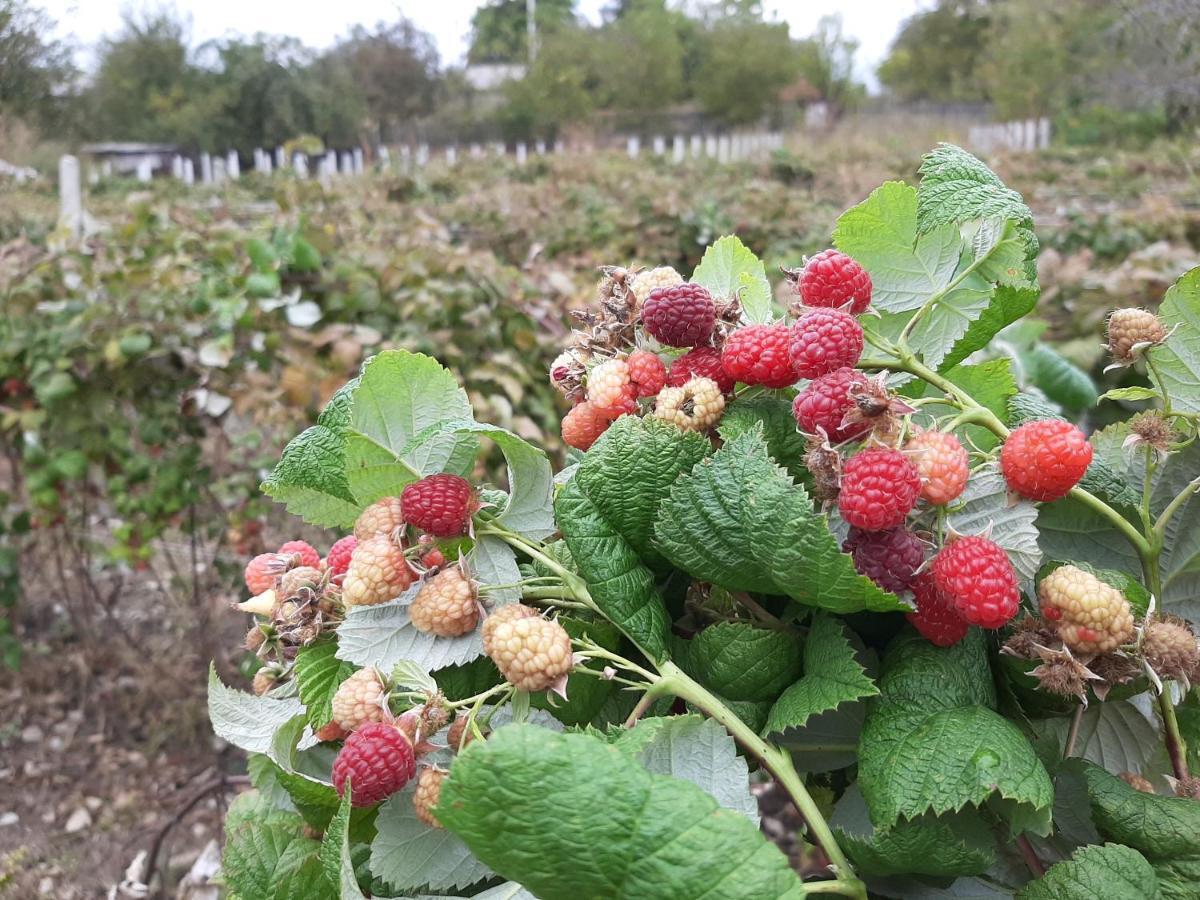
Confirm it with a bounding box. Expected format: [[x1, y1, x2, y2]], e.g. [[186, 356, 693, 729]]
[[80, 143, 179, 178]]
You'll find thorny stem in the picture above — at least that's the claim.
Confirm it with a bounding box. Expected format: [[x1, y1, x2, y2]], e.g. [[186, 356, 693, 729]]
[[1015, 834, 1046, 879], [1158, 688, 1191, 782], [1064, 704, 1084, 759]]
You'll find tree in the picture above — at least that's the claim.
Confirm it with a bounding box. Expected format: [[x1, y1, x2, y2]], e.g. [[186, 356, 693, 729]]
[[0, 0, 76, 131], [877, 0, 992, 103], [795, 15, 865, 116], [469, 0, 577, 64], [693, 15, 800, 125], [594, 0, 688, 118]]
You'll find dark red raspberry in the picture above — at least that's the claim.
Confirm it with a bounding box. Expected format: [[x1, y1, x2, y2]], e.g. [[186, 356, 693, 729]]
[[838, 448, 921, 532], [627, 350, 667, 397], [668, 346, 735, 394], [843, 526, 925, 593], [277, 540, 320, 569], [789, 308, 864, 379], [792, 367, 871, 443], [721, 324, 797, 389], [401, 474, 477, 537], [906, 573, 969, 646], [325, 535, 357, 582], [332, 722, 416, 807], [794, 249, 872, 314], [641, 283, 717, 348], [932, 536, 1020, 629], [1000, 420, 1093, 502]]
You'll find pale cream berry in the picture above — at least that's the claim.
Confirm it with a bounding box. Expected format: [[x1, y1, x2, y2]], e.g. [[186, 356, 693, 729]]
[[653, 376, 725, 432], [342, 534, 415, 608], [413, 767, 447, 828], [409, 566, 479, 637], [630, 266, 684, 306], [354, 496, 406, 540], [1142, 619, 1200, 682], [330, 667, 388, 731], [587, 358, 633, 414], [481, 603, 538, 657], [1038, 565, 1135, 654], [486, 611, 574, 692], [1106, 308, 1167, 365], [278, 565, 323, 598]]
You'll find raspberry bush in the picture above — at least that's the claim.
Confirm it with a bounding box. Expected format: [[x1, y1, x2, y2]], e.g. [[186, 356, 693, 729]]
[[207, 145, 1200, 899]]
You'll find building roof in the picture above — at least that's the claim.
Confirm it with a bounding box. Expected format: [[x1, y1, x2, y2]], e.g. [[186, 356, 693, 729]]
[[80, 143, 179, 156]]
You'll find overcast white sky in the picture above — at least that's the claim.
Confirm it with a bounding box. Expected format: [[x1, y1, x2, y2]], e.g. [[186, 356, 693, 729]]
[[35, 0, 926, 88]]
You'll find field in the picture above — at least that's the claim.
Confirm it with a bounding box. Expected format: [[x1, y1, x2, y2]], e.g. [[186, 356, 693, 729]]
[[3, 130, 1200, 897]]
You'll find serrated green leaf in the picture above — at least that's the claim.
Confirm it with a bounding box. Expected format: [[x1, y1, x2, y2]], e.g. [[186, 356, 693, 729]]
[[1148, 266, 1200, 413], [437, 724, 808, 900], [435, 656, 503, 702], [832, 785, 995, 879], [319, 789, 367, 899], [221, 800, 335, 900], [691, 235, 773, 323], [613, 715, 759, 821], [1153, 856, 1200, 900], [778, 704, 865, 773], [262, 424, 361, 529], [857, 632, 1053, 834], [686, 622, 803, 703], [903, 358, 1014, 451], [1016, 843, 1159, 900], [1100, 386, 1162, 403], [654, 428, 905, 613], [764, 614, 878, 737], [1032, 699, 1159, 775], [941, 282, 1040, 373], [1070, 759, 1200, 860], [208, 664, 305, 757], [295, 639, 356, 730], [717, 397, 810, 480]]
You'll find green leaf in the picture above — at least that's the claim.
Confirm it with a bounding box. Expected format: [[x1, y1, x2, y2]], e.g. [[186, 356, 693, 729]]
[[1022, 345, 1098, 411], [295, 640, 356, 730], [1099, 386, 1162, 403], [208, 664, 304, 757], [556, 476, 671, 661], [654, 428, 905, 613], [437, 724, 808, 900], [1031, 699, 1159, 774], [221, 797, 335, 900], [903, 358, 1015, 451], [1154, 856, 1200, 900], [1070, 759, 1200, 860], [686, 622, 803, 703], [246, 237, 279, 272], [857, 632, 1053, 835], [717, 397, 810, 480], [1016, 843, 1160, 900], [262, 425, 361, 529], [764, 614, 878, 737], [832, 785, 995, 879], [343, 351, 477, 503], [1148, 266, 1200, 413], [612, 715, 759, 821], [691, 235, 773, 323], [777, 704, 865, 773], [319, 788, 367, 899]]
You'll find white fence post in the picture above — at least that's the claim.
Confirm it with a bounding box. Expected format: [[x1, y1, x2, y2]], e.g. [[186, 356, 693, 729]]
[[227, 150, 240, 179], [352, 148, 364, 175], [294, 153, 308, 177], [417, 144, 430, 166], [652, 135, 665, 156], [534, 139, 546, 155], [182, 158, 194, 185], [136, 158, 153, 183], [672, 135, 685, 163], [199, 152, 213, 184], [516, 142, 527, 165], [58, 155, 82, 239], [626, 135, 640, 158], [275, 146, 285, 169], [446, 145, 457, 165]]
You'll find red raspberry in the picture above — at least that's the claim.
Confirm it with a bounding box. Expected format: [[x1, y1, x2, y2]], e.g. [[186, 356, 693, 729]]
[[561, 401, 610, 451], [401, 474, 477, 537], [843, 526, 924, 593], [905, 430, 969, 506], [789, 308, 864, 379], [932, 536, 1019, 629], [627, 350, 667, 398], [906, 573, 969, 647], [244, 552, 279, 594], [1000, 420, 1093, 502], [794, 249, 872, 314], [669, 346, 735, 394], [421, 547, 447, 569], [277, 540, 320, 569], [332, 722, 416, 807], [641, 283, 717, 348], [325, 535, 357, 581], [792, 367, 871, 443], [838, 449, 922, 531], [721, 324, 796, 389]]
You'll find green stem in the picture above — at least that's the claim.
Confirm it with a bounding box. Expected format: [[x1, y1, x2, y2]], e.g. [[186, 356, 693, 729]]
[[657, 661, 865, 898], [802, 879, 868, 898], [1158, 689, 1191, 781], [1154, 477, 1199, 541]]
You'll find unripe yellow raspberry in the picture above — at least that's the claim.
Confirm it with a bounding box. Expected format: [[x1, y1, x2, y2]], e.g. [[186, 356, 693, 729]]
[[1038, 565, 1135, 654], [409, 566, 479, 637], [653, 376, 725, 432], [481, 603, 538, 657], [413, 767, 447, 828], [343, 534, 415, 608], [330, 667, 388, 731], [278, 565, 323, 598], [354, 496, 406, 540], [587, 358, 633, 414], [486, 612, 574, 692], [630, 266, 684, 306], [1106, 308, 1167, 365], [1142, 619, 1200, 682]]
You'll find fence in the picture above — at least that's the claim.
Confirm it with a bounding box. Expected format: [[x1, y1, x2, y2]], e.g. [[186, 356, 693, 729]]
[[966, 118, 1052, 153]]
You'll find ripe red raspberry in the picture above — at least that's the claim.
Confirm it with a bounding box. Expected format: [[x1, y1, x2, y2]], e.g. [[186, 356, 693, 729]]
[[277, 540, 320, 569], [587, 358, 637, 418], [905, 430, 969, 505], [332, 722, 416, 807], [794, 249, 872, 314], [413, 767, 447, 828], [420, 547, 446, 569], [244, 552, 280, 594], [792, 367, 871, 443], [561, 401, 610, 451], [838, 448, 922, 532], [721, 324, 797, 389], [402, 474, 477, 537], [843, 526, 925, 593], [669, 346, 735, 394], [641, 283, 717, 348], [1000, 420, 1093, 502], [906, 573, 969, 647], [325, 535, 357, 581], [933, 536, 1019, 629], [789, 308, 864, 379], [627, 350, 667, 398]]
